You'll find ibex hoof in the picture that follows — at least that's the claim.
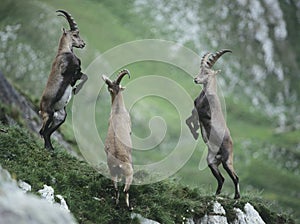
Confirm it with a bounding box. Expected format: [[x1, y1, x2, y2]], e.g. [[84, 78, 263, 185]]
[[45, 144, 54, 151], [234, 193, 240, 199]]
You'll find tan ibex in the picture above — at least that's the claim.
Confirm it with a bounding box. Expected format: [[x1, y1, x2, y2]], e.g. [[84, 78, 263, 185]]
[[39, 10, 88, 150], [102, 69, 133, 209], [186, 49, 240, 199]]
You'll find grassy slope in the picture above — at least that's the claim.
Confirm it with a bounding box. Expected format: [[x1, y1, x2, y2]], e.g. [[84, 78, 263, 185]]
[[1, 0, 299, 221], [0, 120, 294, 224]]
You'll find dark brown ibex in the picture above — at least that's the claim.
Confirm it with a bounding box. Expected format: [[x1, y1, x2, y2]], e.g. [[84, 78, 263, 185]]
[[186, 49, 240, 199], [102, 69, 133, 209], [39, 10, 88, 150]]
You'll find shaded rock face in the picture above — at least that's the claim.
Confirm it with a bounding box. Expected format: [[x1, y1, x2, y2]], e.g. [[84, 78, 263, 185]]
[[0, 166, 77, 224]]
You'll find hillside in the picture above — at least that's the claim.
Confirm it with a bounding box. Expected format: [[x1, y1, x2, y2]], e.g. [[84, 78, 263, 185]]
[[0, 0, 300, 222], [0, 112, 294, 223]]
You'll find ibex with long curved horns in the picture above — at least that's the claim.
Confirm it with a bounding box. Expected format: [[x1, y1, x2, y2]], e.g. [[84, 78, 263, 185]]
[[186, 49, 240, 199], [39, 10, 88, 150], [102, 69, 133, 209]]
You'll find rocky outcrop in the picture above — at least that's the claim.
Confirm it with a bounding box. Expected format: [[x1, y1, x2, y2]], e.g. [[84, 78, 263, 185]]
[[132, 201, 266, 224], [0, 166, 76, 224]]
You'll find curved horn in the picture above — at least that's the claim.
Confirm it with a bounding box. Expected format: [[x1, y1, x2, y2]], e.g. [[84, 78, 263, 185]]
[[56, 9, 78, 31], [116, 69, 130, 85], [200, 52, 212, 69], [206, 49, 232, 68]]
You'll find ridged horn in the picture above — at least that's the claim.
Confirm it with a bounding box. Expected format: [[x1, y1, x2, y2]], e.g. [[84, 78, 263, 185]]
[[116, 69, 130, 85], [56, 9, 79, 31], [200, 52, 212, 69], [203, 49, 232, 69]]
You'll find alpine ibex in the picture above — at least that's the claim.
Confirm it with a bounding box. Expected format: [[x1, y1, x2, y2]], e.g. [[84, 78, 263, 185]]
[[102, 69, 133, 209], [39, 10, 88, 150], [186, 49, 240, 199]]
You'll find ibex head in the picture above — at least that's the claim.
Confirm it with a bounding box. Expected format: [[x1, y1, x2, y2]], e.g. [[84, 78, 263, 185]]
[[56, 9, 85, 49], [194, 49, 232, 84], [102, 69, 130, 102]]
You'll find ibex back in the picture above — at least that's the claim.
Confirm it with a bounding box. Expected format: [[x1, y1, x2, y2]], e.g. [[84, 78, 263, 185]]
[[39, 10, 88, 150], [186, 49, 240, 199]]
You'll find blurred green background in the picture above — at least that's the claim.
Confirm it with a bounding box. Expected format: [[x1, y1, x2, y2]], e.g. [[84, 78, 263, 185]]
[[1, 0, 299, 220]]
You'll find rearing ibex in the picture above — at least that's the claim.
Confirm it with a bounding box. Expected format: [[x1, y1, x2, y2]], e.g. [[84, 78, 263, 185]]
[[102, 69, 133, 209], [186, 49, 240, 199], [39, 10, 88, 150]]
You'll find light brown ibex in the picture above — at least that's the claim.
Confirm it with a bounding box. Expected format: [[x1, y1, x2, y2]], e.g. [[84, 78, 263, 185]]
[[39, 10, 88, 150], [186, 49, 240, 199], [102, 69, 133, 209]]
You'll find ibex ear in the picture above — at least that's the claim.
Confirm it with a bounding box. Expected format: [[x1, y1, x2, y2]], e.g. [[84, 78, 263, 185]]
[[215, 70, 221, 75], [102, 75, 113, 86], [120, 86, 126, 91], [62, 27, 67, 34]]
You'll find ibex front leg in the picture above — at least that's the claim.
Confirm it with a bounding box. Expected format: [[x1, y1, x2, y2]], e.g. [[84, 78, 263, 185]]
[[186, 108, 200, 140], [72, 73, 88, 95]]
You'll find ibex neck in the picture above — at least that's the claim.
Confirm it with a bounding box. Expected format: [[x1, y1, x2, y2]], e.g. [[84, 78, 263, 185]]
[[57, 34, 73, 53], [111, 93, 126, 113], [203, 76, 217, 95]]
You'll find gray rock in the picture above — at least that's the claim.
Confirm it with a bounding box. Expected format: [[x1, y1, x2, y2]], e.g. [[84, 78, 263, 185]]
[[199, 201, 228, 224], [0, 166, 77, 224], [233, 203, 265, 224]]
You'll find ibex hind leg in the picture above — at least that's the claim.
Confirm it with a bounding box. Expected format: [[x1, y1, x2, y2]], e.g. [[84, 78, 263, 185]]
[[39, 112, 53, 136], [42, 108, 67, 150], [39, 112, 54, 150], [112, 176, 120, 206], [46, 108, 67, 135], [208, 163, 225, 196], [222, 160, 240, 199], [124, 167, 133, 210], [207, 152, 224, 196]]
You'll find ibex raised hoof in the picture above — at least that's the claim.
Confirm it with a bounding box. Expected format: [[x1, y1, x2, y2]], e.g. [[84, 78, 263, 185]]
[[102, 69, 133, 210], [39, 10, 88, 150], [186, 49, 240, 199]]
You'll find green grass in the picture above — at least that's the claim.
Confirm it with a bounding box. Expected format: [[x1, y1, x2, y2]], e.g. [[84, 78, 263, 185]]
[[0, 122, 295, 223]]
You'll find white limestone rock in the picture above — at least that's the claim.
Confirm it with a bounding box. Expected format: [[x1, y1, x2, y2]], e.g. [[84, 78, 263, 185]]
[[233, 203, 265, 224], [0, 166, 76, 224]]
